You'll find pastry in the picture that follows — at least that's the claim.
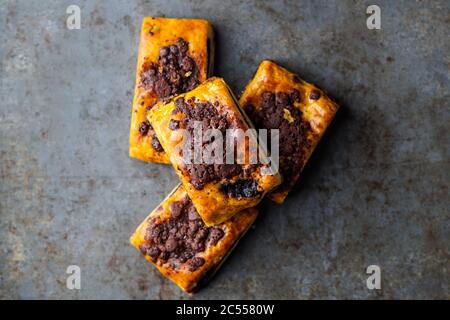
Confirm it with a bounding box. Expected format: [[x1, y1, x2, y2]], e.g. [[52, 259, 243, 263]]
[[130, 184, 258, 293], [147, 77, 281, 225], [239, 60, 339, 203], [129, 17, 214, 163]]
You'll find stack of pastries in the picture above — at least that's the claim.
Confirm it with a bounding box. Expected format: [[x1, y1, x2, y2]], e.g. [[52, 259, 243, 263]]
[[129, 17, 339, 293]]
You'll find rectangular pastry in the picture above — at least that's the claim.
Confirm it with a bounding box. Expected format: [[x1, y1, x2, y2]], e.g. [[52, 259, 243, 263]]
[[130, 184, 258, 293], [147, 77, 281, 226], [129, 17, 214, 163], [239, 60, 339, 203]]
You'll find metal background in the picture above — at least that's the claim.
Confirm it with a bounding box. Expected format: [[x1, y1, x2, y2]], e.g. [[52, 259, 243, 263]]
[[1, 0, 449, 299]]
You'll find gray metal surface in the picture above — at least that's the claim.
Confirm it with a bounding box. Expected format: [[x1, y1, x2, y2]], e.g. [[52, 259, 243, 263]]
[[0, 0, 449, 299]]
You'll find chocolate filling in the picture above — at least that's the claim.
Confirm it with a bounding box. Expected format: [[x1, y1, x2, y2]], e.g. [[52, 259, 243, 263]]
[[140, 38, 200, 100], [140, 195, 224, 272], [219, 179, 261, 199], [244, 90, 310, 192], [171, 97, 256, 191]]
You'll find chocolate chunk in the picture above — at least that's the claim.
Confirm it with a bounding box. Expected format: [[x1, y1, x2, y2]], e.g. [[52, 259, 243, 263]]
[[154, 78, 172, 98], [209, 228, 225, 245], [309, 90, 321, 100], [195, 228, 209, 242], [289, 89, 301, 102], [176, 38, 188, 53], [188, 257, 205, 271], [192, 240, 205, 253], [140, 243, 160, 261], [151, 134, 164, 152], [168, 119, 180, 130], [147, 246, 160, 261], [168, 70, 181, 85], [165, 238, 178, 252], [275, 92, 289, 107], [210, 117, 228, 130], [216, 164, 242, 178], [181, 56, 194, 72], [245, 104, 255, 115], [169, 45, 178, 54], [169, 201, 184, 218], [140, 66, 157, 91], [178, 250, 193, 263], [138, 120, 150, 135], [144, 222, 159, 241], [142, 196, 224, 271], [188, 221, 200, 236], [187, 205, 200, 221], [139, 243, 150, 255], [262, 92, 275, 105], [219, 179, 260, 199], [159, 251, 170, 262], [160, 47, 169, 57], [173, 97, 187, 114]]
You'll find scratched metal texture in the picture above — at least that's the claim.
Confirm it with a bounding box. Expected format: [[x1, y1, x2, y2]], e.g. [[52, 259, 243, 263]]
[[0, 0, 449, 299]]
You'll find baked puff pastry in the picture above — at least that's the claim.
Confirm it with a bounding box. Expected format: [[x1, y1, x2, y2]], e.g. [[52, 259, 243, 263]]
[[239, 60, 339, 203], [130, 184, 258, 293], [129, 17, 214, 163], [147, 77, 281, 226]]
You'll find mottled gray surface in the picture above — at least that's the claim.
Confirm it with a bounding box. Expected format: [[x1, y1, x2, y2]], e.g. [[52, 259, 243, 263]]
[[0, 0, 449, 300]]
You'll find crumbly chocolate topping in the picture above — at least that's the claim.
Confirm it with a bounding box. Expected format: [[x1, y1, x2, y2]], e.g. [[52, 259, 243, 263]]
[[244, 90, 310, 192], [140, 195, 224, 272], [171, 97, 254, 191], [140, 38, 200, 100]]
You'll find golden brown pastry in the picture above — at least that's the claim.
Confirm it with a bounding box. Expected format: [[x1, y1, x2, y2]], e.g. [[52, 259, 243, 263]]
[[239, 60, 339, 203], [130, 184, 258, 293], [129, 17, 214, 163], [147, 77, 281, 226]]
